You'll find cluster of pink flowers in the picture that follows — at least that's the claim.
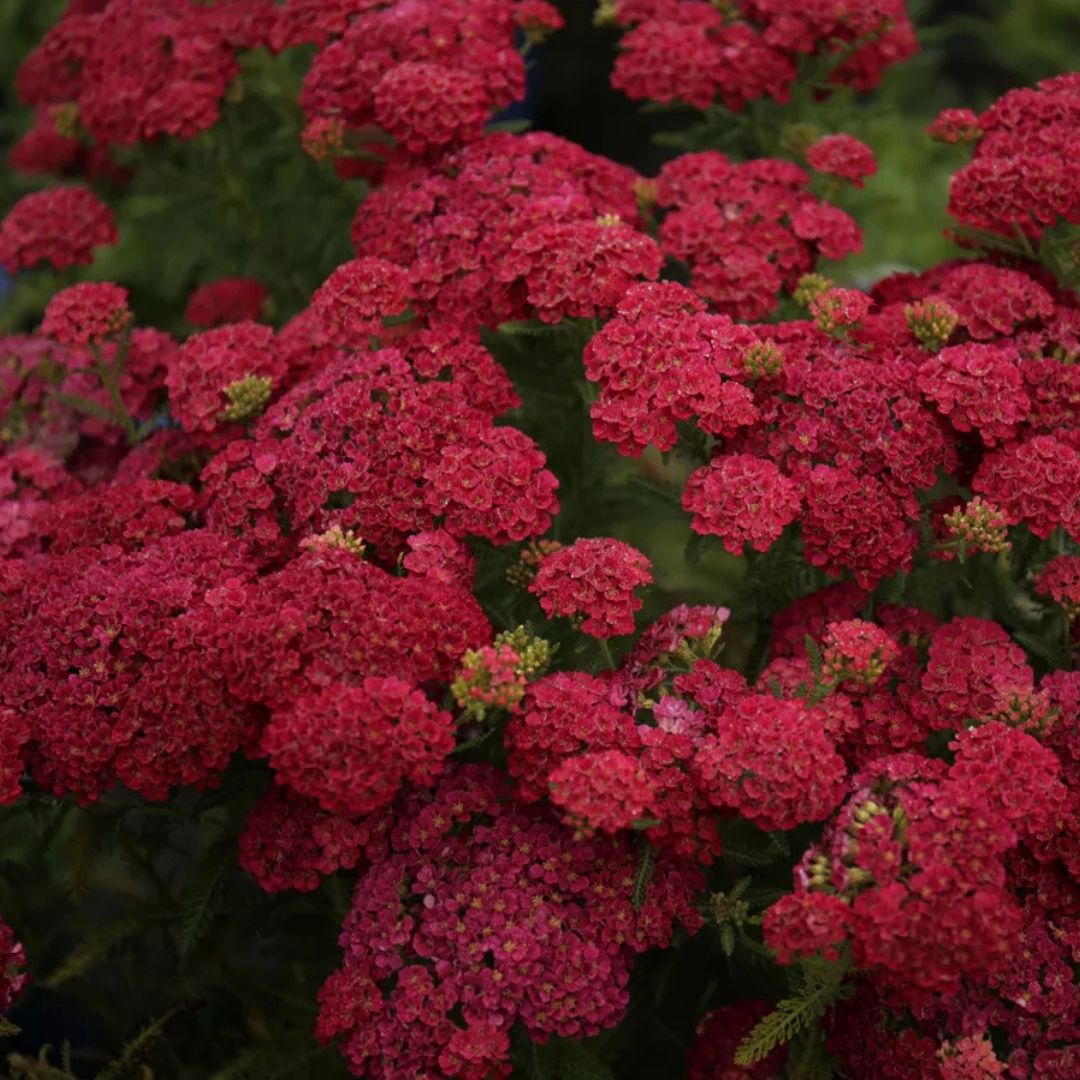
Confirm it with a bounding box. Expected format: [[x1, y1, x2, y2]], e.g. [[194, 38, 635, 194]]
[[0, 186, 116, 271], [298, 0, 561, 156], [653, 152, 862, 318], [608, 0, 916, 112], [945, 74, 1080, 241], [315, 766, 702, 1077], [15, 0, 274, 149]]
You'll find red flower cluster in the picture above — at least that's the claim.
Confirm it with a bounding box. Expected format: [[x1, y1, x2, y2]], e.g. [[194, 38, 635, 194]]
[[693, 694, 847, 831], [530, 537, 653, 637], [315, 766, 702, 1076], [1035, 555, 1080, 620], [185, 278, 269, 328], [16, 0, 270, 146], [0, 918, 28, 1015], [583, 282, 760, 456], [805, 134, 878, 187], [946, 74, 1080, 240], [299, 0, 560, 155], [7, 4, 1080, 1075], [609, 0, 915, 112], [165, 321, 283, 433], [0, 186, 116, 271], [349, 133, 650, 327], [654, 152, 862, 318], [262, 678, 454, 817], [682, 454, 801, 554], [238, 786, 390, 894]]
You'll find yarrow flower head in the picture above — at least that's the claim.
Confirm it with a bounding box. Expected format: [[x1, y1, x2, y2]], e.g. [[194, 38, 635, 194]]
[[316, 766, 702, 1076], [682, 454, 801, 555], [941, 496, 1011, 558], [1034, 555, 1080, 621], [530, 537, 653, 637], [821, 620, 900, 687], [40, 283, 131, 347], [0, 917, 28, 1015], [238, 786, 389, 894], [0, 186, 117, 272], [905, 297, 959, 351], [809, 287, 873, 334], [548, 749, 656, 835], [261, 677, 455, 818], [937, 1034, 1006, 1080], [917, 343, 1029, 445], [805, 133, 878, 187], [185, 278, 268, 328], [165, 321, 284, 433], [300, 115, 346, 161], [451, 644, 527, 722], [928, 107, 982, 143], [309, 258, 412, 349], [299, 525, 367, 558], [692, 694, 847, 832], [493, 626, 553, 680]]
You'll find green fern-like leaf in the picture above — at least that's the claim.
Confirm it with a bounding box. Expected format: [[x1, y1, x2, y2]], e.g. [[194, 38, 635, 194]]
[[804, 634, 824, 678], [44, 918, 143, 990], [734, 955, 852, 1066], [176, 867, 223, 962], [631, 842, 655, 910], [95, 1001, 194, 1080]]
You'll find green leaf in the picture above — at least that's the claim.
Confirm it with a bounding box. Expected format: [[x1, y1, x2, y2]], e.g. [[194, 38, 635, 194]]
[[631, 843, 655, 910], [804, 634, 824, 678], [44, 917, 144, 990], [95, 1001, 196, 1080], [734, 954, 852, 1066], [176, 866, 223, 963]]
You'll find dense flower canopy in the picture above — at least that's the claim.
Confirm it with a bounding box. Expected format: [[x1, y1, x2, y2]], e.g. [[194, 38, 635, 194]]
[[1, 2, 1080, 1078]]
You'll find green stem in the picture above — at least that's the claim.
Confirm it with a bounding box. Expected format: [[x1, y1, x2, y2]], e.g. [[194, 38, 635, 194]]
[[598, 638, 617, 671], [90, 341, 138, 444]]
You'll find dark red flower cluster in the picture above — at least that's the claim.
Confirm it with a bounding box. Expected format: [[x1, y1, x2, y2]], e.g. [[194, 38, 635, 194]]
[[238, 785, 390, 894], [349, 132, 650, 327], [693, 693, 847, 831], [165, 321, 283, 433], [199, 338, 543, 559], [16, 0, 271, 146], [583, 282, 761, 456], [40, 283, 131, 347], [7, 6, 1080, 1076], [298, 0, 560, 155], [0, 917, 28, 1015], [946, 74, 1080, 241], [2, 530, 258, 803], [0, 186, 116, 272], [682, 454, 801, 554], [608, 0, 915, 112], [762, 738, 1064, 1001], [315, 766, 702, 1076], [653, 152, 862, 318], [530, 537, 653, 637], [805, 134, 878, 187], [261, 678, 455, 817], [185, 278, 269, 328], [1035, 555, 1080, 620], [309, 258, 412, 348]]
